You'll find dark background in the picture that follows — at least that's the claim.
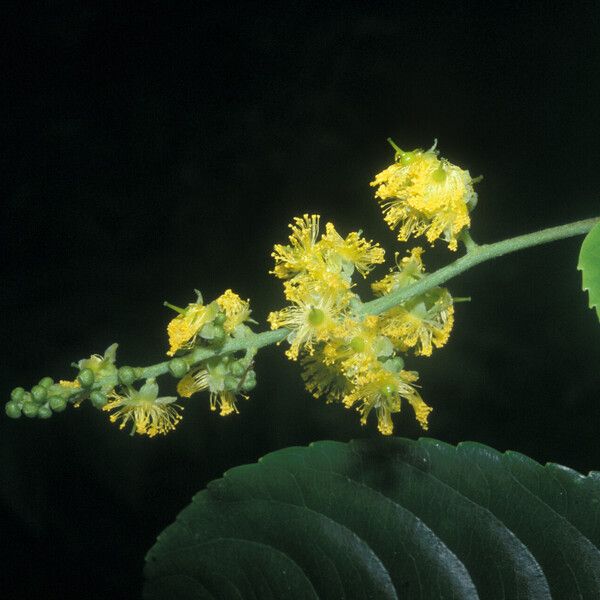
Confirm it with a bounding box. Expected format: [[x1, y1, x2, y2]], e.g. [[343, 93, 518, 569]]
[[2, 2, 600, 598]]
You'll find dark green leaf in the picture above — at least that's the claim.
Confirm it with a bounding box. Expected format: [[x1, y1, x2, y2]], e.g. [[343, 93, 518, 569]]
[[578, 221, 600, 320], [145, 438, 600, 599]]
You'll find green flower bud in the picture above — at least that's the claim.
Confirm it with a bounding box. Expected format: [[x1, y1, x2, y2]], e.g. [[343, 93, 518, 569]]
[[168, 358, 189, 378], [31, 385, 47, 403], [10, 387, 25, 403], [38, 377, 54, 388], [207, 356, 229, 377], [199, 322, 217, 339], [118, 366, 136, 386], [241, 370, 256, 392], [22, 392, 33, 404], [37, 405, 52, 419], [5, 401, 21, 419], [224, 375, 239, 391], [22, 402, 39, 418], [49, 396, 67, 412], [229, 361, 246, 377], [214, 312, 227, 326], [77, 368, 95, 388], [211, 325, 226, 344], [383, 357, 405, 373], [90, 391, 107, 409]]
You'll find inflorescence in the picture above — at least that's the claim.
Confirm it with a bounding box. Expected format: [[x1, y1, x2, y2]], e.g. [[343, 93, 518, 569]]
[[6, 140, 480, 436]]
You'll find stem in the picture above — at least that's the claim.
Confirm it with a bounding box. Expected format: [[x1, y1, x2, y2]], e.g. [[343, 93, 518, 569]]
[[100, 216, 599, 388], [140, 329, 289, 380], [361, 217, 599, 316]]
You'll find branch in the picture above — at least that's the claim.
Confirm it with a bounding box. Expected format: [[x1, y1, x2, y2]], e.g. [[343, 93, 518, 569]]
[[99, 216, 600, 388]]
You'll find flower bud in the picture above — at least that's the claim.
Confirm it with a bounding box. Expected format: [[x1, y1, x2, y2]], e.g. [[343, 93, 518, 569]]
[[5, 401, 21, 419], [168, 358, 189, 378], [49, 396, 67, 412], [214, 313, 227, 326], [22, 402, 39, 418], [31, 385, 47, 403], [77, 368, 95, 388], [37, 405, 52, 419], [10, 387, 25, 403], [229, 361, 246, 377], [383, 357, 405, 373], [224, 375, 239, 391], [38, 377, 54, 388], [90, 391, 107, 409], [118, 366, 136, 385], [211, 325, 226, 344]]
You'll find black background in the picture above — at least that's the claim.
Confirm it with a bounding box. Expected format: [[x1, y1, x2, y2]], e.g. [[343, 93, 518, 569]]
[[2, 2, 600, 598]]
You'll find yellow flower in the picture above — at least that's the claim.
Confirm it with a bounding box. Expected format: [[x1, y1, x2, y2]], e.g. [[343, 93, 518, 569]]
[[102, 379, 182, 437], [320, 222, 385, 277], [343, 365, 431, 435], [268, 293, 347, 360], [301, 348, 350, 403], [322, 316, 391, 377], [379, 289, 454, 356], [216, 289, 252, 334], [271, 214, 321, 280], [271, 215, 383, 304], [177, 362, 248, 416], [371, 143, 478, 251], [371, 247, 425, 296], [166, 300, 218, 356]]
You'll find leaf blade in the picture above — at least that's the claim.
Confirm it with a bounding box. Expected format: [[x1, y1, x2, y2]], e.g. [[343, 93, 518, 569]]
[[578, 221, 600, 320]]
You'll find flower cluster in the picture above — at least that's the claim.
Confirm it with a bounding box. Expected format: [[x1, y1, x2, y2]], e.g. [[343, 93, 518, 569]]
[[5, 344, 120, 420], [269, 215, 455, 434], [371, 140, 479, 250], [6, 290, 257, 438], [6, 140, 474, 439]]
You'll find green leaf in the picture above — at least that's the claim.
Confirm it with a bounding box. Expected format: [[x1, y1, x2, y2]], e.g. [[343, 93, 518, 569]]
[[145, 438, 600, 599], [578, 221, 600, 320]]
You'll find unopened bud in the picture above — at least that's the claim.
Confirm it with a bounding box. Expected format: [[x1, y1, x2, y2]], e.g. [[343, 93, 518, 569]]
[[118, 366, 136, 385], [5, 401, 21, 419], [49, 396, 67, 412], [77, 368, 95, 388], [37, 405, 52, 419], [168, 358, 189, 378], [90, 391, 107, 409], [31, 385, 48, 403]]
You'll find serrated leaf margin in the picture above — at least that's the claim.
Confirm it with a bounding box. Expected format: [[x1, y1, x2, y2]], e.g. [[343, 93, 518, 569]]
[[578, 221, 600, 321]]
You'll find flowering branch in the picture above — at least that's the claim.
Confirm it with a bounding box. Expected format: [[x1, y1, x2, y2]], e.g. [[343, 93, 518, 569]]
[[6, 137, 599, 437], [102, 215, 600, 382], [100, 215, 599, 384]]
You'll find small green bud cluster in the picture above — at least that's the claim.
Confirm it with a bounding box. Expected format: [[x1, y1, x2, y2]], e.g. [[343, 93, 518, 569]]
[[5, 343, 121, 420], [176, 351, 257, 401], [199, 312, 228, 345], [207, 355, 257, 393], [6, 377, 74, 419]]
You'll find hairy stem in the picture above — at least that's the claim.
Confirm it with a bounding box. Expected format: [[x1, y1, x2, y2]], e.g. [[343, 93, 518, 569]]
[[361, 217, 599, 316], [114, 216, 600, 385]]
